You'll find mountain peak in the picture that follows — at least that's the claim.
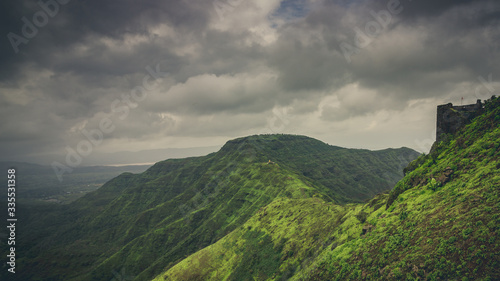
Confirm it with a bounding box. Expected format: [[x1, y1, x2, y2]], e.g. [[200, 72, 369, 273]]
[[220, 134, 341, 155]]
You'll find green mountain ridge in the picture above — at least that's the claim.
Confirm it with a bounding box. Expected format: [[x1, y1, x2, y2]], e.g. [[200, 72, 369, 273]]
[[3, 134, 418, 281], [152, 97, 500, 280]]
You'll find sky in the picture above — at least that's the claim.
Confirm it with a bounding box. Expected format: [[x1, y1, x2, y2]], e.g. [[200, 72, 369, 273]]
[[1, 0, 499, 167]]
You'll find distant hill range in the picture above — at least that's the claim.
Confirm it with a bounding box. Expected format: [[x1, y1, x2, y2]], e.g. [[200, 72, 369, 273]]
[[2, 145, 222, 166], [2, 134, 419, 281], [81, 145, 222, 166], [0, 161, 151, 203]]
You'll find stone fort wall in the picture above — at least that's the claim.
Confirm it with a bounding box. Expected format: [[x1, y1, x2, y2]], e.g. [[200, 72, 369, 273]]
[[436, 99, 483, 142]]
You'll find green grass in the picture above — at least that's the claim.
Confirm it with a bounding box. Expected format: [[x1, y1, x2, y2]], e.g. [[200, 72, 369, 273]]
[[150, 97, 500, 281], [7, 94, 499, 281], [3, 134, 417, 281]]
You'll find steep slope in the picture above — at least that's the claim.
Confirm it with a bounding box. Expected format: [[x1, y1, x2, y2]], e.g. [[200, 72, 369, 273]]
[[5, 135, 417, 281], [302, 96, 500, 280], [152, 97, 500, 281], [153, 196, 358, 281]]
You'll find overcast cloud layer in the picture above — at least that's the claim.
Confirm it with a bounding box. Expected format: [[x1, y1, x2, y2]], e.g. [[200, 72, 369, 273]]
[[1, 0, 499, 166]]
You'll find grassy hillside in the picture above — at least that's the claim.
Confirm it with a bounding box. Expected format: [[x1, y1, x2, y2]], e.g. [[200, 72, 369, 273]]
[[3, 135, 417, 281], [152, 97, 500, 280], [223, 135, 417, 203]]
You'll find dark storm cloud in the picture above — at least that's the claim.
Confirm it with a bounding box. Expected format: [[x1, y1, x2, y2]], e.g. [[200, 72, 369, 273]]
[[382, 0, 486, 20], [351, 0, 500, 96], [272, 0, 500, 106], [1, 0, 500, 164], [0, 0, 212, 161], [0, 0, 209, 81], [0, 1, 31, 80]]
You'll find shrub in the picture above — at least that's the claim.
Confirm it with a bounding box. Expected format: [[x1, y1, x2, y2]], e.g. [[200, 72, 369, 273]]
[[462, 228, 473, 238], [399, 210, 409, 221], [355, 211, 368, 223], [427, 178, 441, 191]]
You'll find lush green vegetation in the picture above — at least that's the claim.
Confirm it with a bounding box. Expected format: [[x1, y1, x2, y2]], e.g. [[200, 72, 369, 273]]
[[152, 97, 500, 280], [1, 134, 417, 281], [7, 93, 499, 281]]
